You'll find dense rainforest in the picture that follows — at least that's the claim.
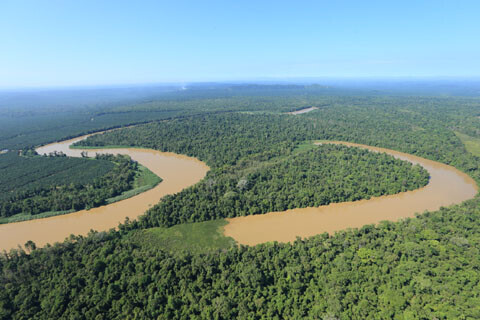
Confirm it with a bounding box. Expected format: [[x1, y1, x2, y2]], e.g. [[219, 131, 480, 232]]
[[1, 203, 479, 319], [2, 86, 480, 319], [0, 153, 139, 220]]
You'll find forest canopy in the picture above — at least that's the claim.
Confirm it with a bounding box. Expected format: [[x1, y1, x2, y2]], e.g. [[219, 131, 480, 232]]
[[2, 88, 480, 319]]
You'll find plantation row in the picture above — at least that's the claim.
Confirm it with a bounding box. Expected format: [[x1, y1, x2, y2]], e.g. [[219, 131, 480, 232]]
[[0, 152, 115, 202], [0, 154, 138, 218]]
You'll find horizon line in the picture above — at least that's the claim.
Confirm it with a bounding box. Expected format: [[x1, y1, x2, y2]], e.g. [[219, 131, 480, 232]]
[[2, 76, 480, 92]]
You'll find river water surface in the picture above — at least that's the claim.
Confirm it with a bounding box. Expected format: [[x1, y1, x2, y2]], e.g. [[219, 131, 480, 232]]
[[0, 135, 209, 251], [224, 141, 478, 245], [1, 138, 477, 251], [288, 107, 318, 115]]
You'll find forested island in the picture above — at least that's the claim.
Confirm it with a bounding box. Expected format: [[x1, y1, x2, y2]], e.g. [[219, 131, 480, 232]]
[[1, 85, 480, 319]]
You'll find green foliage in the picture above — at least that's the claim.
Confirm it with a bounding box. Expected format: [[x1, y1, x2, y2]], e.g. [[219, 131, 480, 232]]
[[0, 209, 76, 224], [130, 220, 236, 254], [133, 165, 161, 189], [137, 144, 428, 227], [0, 84, 332, 150], [2, 90, 480, 319], [75, 113, 317, 167], [0, 152, 114, 202], [2, 203, 480, 319], [104, 164, 162, 205], [455, 131, 480, 157], [76, 100, 480, 184], [0, 154, 140, 219]]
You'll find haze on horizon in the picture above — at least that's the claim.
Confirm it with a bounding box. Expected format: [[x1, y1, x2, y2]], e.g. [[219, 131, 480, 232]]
[[1, 0, 479, 88]]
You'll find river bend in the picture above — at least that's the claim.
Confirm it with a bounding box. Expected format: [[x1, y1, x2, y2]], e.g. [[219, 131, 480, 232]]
[[0, 135, 209, 251], [224, 141, 478, 245], [0, 138, 476, 251]]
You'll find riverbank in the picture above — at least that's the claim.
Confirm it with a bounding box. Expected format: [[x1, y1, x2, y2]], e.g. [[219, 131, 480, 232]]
[[224, 141, 478, 245], [0, 134, 209, 251], [2, 136, 477, 251]]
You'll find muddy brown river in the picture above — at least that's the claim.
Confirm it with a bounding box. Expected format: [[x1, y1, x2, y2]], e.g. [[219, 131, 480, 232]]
[[1, 137, 477, 251], [0, 134, 209, 251], [224, 141, 478, 245]]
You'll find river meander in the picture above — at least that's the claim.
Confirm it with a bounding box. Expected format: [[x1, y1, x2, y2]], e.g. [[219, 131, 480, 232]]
[[223, 141, 478, 245], [0, 134, 209, 251], [0, 138, 477, 251]]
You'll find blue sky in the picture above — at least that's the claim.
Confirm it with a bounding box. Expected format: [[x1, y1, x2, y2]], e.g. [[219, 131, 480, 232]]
[[1, 0, 479, 88]]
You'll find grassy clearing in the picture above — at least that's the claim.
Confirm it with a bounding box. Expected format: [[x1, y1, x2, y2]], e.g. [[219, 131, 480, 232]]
[[133, 165, 161, 188], [106, 164, 161, 204], [293, 140, 317, 154], [455, 131, 480, 157], [130, 219, 236, 254], [0, 209, 76, 224]]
